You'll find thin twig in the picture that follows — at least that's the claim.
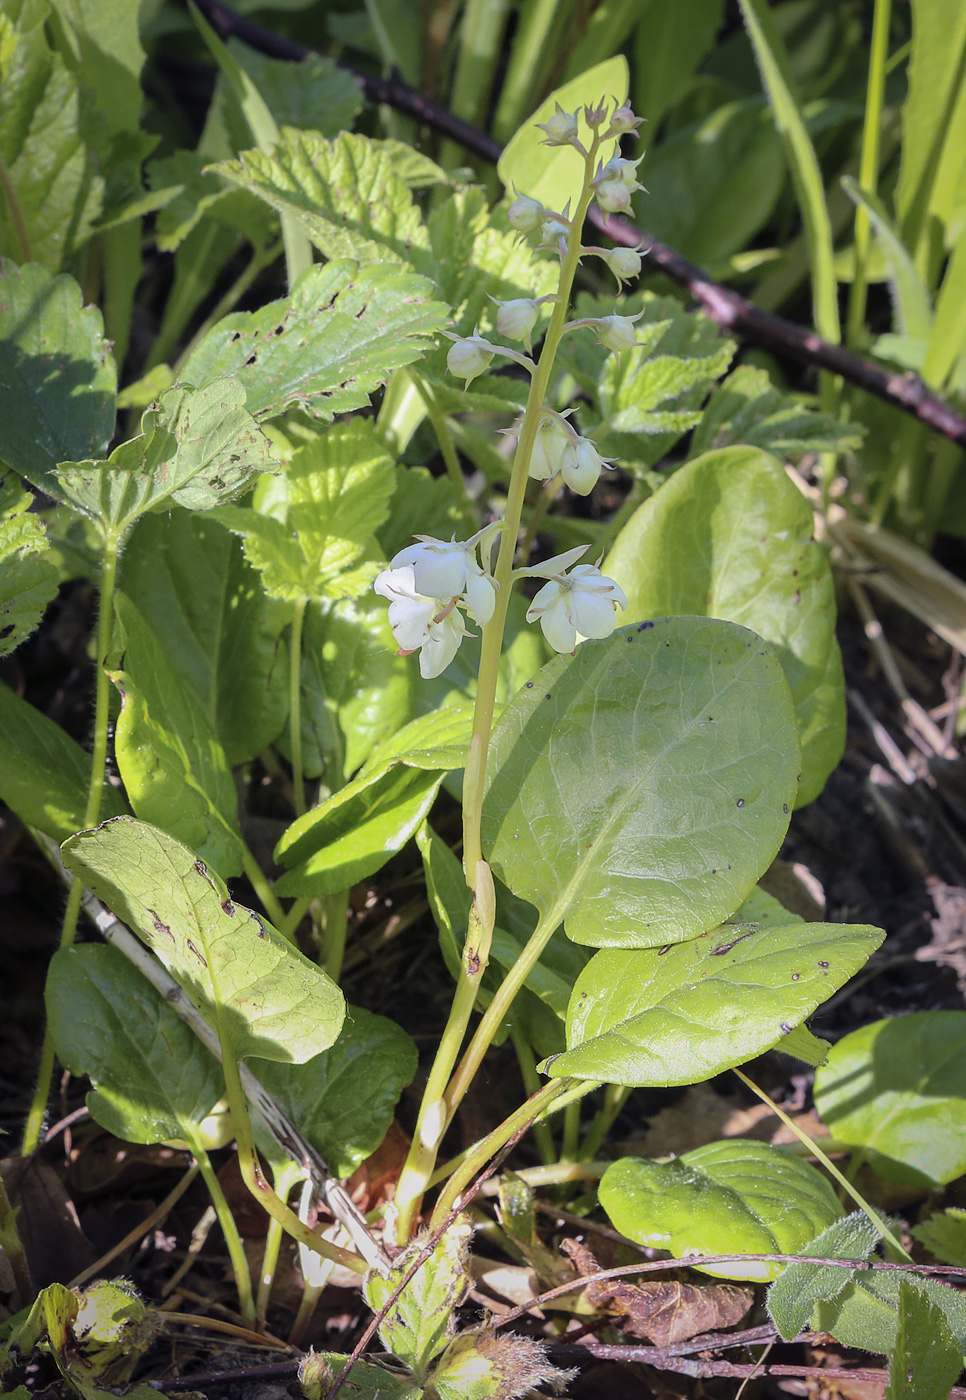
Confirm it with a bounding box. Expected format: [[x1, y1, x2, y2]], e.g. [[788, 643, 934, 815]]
[[189, 0, 966, 451]]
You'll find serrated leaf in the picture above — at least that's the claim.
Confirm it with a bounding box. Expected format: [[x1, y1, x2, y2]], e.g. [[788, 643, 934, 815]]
[[47, 943, 223, 1145], [544, 919, 882, 1085], [213, 419, 394, 601], [817, 1271, 966, 1364], [600, 1140, 844, 1281], [0, 680, 127, 840], [56, 378, 278, 537], [181, 261, 446, 423], [61, 817, 345, 1065], [0, 5, 104, 268], [601, 347, 734, 434], [211, 130, 429, 267], [497, 56, 628, 215], [0, 259, 115, 491], [605, 445, 845, 807], [813, 1010, 966, 1186], [110, 593, 243, 875], [251, 1005, 416, 1178], [912, 1209, 966, 1266], [119, 509, 290, 767], [482, 617, 801, 950], [224, 42, 362, 140], [767, 1212, 882, 1340], [147, 149, 273, 253], [364, 1217, 473, 1380], [0, 476, 58, 655], [692, 365, 864, 458], [886, 1279, 962, 1400]]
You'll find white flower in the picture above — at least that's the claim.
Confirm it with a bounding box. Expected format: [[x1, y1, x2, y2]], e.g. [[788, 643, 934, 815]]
[[595, 245, 644, 287], [373, 566, 470, 679], [444, 329, 495, 386], [528, 412, 575, 482], [390, 527, 497, 624], [564, 436, 614, 495], [521, 549, 627, 653], [488, 295, 550, 353], [595, 313, 645, 352], [536, 104, 580, 147], [594, 179, 633, 214]]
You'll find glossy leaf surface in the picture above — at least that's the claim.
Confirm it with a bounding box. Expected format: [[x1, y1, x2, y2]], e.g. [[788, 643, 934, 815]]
[[546, 919, 882, 1084], [605, 446, 844, 806], [813, 1011, 966, 1186], [600, 1140, 843, 1280], [62, 818, 345, 1065], [483, 617, 801, 949]]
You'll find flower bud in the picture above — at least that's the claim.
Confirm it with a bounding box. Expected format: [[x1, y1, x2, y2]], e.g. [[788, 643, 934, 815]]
[[595, 315, 643, 352], [607, 102, 644, 136], [506, 191, 544, 232], [528, 413, 574, 482], [540, 213, 570, 253], [598, 246, 643, 286], [493, 297, 540, 350], [601, 155, 645, 188], [536, 103, 580, 147], [584, 99, 610, 130], [595, 178, 633, 214], [446, 334, 493, 386], [564, 436, 611, 495]]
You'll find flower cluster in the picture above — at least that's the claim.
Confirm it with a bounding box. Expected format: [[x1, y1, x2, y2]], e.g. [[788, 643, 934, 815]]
[[507, 409, 614, 496]]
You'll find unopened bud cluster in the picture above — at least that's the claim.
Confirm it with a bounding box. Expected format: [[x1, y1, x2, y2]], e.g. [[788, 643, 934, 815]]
[[374, 96, 645, 678]]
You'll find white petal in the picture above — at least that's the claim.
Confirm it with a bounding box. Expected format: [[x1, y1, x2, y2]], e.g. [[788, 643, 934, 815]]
[[539, 596, 578, 653], [412, 550, 467, 599], [464, 568, 496, 624], [525, 578, 562, 620], [419, 615, 465, 678], [518, 545, 589, 580], [374, 564, 420, 603], [572, 589, 619, 639]]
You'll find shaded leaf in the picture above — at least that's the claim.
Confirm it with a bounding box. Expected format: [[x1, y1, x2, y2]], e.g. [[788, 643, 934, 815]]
[[46, 944, 223, 1145], [886, 1280, 963, 1400], [0, 680, 127, 840], [483, 617, 801, 950], [223, 42, 362, 140], [816, 1270, 966, 1364], [251, 1005, 416, 1178], [767, 1212, 881, 1341], [912, 1209, 966, 1266], [692, 365, 864, 458], [813, 1010, 966, 1186], [0, 259, 115, 491], [605, 445, 845, 807], [299, 1354, 421, 1400], [0, 475, 58, 655], [181, 261, 446, 423], [61, 817, 345, 1065], [600, 1140, 844, 1281], [546, 919, 881, 1085]]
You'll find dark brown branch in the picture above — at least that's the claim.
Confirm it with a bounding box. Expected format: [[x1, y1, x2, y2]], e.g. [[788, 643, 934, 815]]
[[190, 0, 966, 451]]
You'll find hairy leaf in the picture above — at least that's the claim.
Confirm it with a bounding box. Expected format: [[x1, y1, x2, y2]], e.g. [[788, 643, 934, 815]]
[[364, 1217, 473, 1380], [0, 475, 58, 655], [767, 1212, 882, 1340]]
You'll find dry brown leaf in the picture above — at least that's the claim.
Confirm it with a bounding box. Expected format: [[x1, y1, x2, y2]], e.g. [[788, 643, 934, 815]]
[[561, 1239, 752, 1347]]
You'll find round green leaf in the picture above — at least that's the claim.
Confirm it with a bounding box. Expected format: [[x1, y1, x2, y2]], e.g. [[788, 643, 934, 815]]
[[605, 445, 844, 806], [544, 919, 882, 1085], [600, 1140, 844, 1280], [252, 1005, 417, 1178], [47, 944, 223, 1145], [813, 1011, 966, 1186], [483, 617, 801, 949]]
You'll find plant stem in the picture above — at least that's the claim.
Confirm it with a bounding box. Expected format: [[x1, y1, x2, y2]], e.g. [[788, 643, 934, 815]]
[[579, 1083, 630, 1162], [188, 1131, 256, 1327], [0, 150, 33, 262], [412, 372, 476, 529], [289, 596, 308, 818], [429, 1077, 589, 1230], [173, 239, 284, 378], [509, 1028, 556, 1165], [278, 895, 312, 944], [240, 840, 287, 932], [845, 0, 892, 349], [391, 136, 602, 1242], [21, 536, 120, 1155], [323, 889, 349, 982], [560, 1097, 581, 1162]]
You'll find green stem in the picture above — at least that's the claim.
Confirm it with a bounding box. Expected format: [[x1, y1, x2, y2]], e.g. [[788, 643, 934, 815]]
[[392, 134, 602, 1243], [411, 372, 476, 528], [560, 1098, 581, 1163], [256, 1215, 285, 1329], [509, 1028, 556, 1166], [578, 1083, 630, 1163], [429, 1077, 589, 1230], [240, 840, 287, 933], [289, 596, 308, 819], [218, 1040, 366, 1275], [188, 1131, 255, 1327], [21, 536, 120, 1155], [846, 0, 892, 348], [279, 895, 312, 945], [322, 888, 349, 982]]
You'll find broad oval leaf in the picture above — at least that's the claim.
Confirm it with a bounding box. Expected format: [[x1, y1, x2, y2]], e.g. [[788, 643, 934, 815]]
[[497, 57, 629, 215], [482, 617, 801, 949], [605, 445, 844, 806], [544, 919, 882, 1085], [600, 1140, 844, 1281], [0, 680, 127, 841], [813, 1011, 966, 1186], [61, 817, 345, 1065], [0, 260, 115, 492], [47, 944, 223, 1145], [181, 261, 447, 423], [252, 1005, 417, 1178]]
